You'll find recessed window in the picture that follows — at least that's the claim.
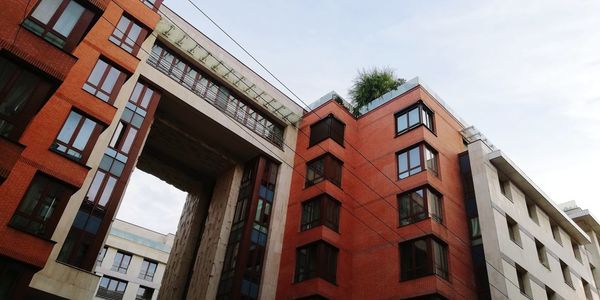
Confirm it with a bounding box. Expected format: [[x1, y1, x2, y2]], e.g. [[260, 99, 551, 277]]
[[397, 143, 438, 179], [51, 110, 102, 162], [97, 276, 127, 300], [138, 259, 158, 281], [572, 242, 582, 263], [395, 102, 434, 135], [516, 264, 531, 298], [469, 217, 481, 239], [550, 221, 562, 245], [9, 173, 75, 239], [398, 186, 443, 226], [560, 260, 573, 288], [535, 239, 549, 269], [301, 194, 341, 232], [85, 170, 118, 209], [136, 286, 154, 300], [305, 153, 343, 187], [111, 251, 131, 274], [583, 279, 593, 300], [0, 56, 55, 142], [545, 287, 556, 300], [109, 15, 148, 55], [400, 236, 448, 281], [295, 241, 338, 284], [95, 246, 107, 267], [22, 0, 95, 51], [526, 199, 538, 224], [506, 216, 521, 246], [83, 59, 126, 103], [498, 178, 511, 200], [309, 114, 345, 147]]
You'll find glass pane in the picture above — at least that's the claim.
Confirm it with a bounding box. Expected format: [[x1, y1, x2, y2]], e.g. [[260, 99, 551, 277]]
[[109, 122, 125, 148], [87, 60, 108, 86], [53, 1, 85, 37], [409, 147, 421, 168], [72, 118, 96, 150], [86, 171, 106, 201], [125, 23, 142, 46], [408, 107, 419, 127], [57, 111, 82, 143], [113, 16, 129, 40], [396, 113, 407, 132], [98, 176, 116, 207], [31, 0, 61, 24], [130, 82, 143, 103], [140, 88, 153, 109], [398, 152, 408, 177], [0, 72, 37, 117], [100, 67, 120, 94]]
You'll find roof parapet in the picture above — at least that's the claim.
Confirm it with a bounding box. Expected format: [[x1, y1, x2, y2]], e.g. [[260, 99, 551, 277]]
[[461, 126, 496, 151]]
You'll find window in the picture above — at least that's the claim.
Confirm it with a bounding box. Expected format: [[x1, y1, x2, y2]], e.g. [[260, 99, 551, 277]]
[[583, 279, 593, 300], [111, 251, 131, 274], [85, 170, 118, 209], [545, 287, 556, 300], [498, 178, 510, 200], [22, 0, 95, 51], [10, 173, 75, 239], [469, 217, 481, 239], [305, 153, 343, 187], [560, 260, 573, 288], [136, 286, 154, 300], [141, 0, 162, 11], [535, 239, 549, 269], [398, 186, 443, 226], [0, 56, 55, 142], [51, 110, 102, 162], [551, 221, 562, 245], [516, 264, 531, 298], [506, 216, 521, 246], [400, 236, 448, 281], [397, 143, 438, 179], [573, 242, 582, 262], [83, 59, 127, 103], [301, 194, 341, 232], [138, 259, 157, 281], [295, 241, 338, 284], [109, 15, 148, 55], [395, 102, 434, 135], [526, 199, 538, 224], [97, 276, 127, 300], [96, 246, 107, 267], [309, 114, 345, 147]]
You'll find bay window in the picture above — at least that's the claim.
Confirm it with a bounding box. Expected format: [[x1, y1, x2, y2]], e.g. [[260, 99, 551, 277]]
[[397, 143, 438, 179]]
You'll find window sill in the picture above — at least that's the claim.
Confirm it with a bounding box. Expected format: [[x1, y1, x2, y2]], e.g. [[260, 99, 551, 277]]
[[307, 137, 345, 150], [520, 291, 533, 300], [300, 224, 340, 234], [20, 22, 79, 57], [49, 148, 92, 170], [7, 223, 57, 244], [565, 281, 575, 290], [511, 240, 523, 249], [395, 123, 436, 139], [304, 179, 342, 190], [400, 272, 448, 282], [56, 260, 100, 276], [293, 276, 337, 286]]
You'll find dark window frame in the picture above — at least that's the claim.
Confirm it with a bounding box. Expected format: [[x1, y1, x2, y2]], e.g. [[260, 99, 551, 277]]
[[135, 286, 154, 300], [396, 142, 439, 180], [394, 100, 435, 136], [138, 259, 158, 281], [97, 276, 127, 300], [309, 114, 345, 147], [21, 0, 96, 52], [109, 14, 149, 55], [111, 251, 132, 274], [305, 153, 343, 187], [400, 235, 449, 281], [9, 172, 76, 239], [50, 109, 104, 163], [294, 240, 338, 284], [300, 194, 341, 232], [398, 185, 443, 226], [95, 246, 107, 267], [82, 58, 128, 104]]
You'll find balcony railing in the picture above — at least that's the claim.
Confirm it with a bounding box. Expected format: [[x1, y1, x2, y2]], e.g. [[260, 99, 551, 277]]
[[147, 43, 284, 148]]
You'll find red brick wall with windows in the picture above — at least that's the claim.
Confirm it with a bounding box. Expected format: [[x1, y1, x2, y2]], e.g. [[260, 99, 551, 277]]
[[277, 86, 477, 299], [0, 0, 160, 292]]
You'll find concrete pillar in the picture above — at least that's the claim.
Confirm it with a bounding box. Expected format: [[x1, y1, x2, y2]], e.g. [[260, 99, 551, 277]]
[[185, 165, 243, 300], [159, 183, 212, 300]]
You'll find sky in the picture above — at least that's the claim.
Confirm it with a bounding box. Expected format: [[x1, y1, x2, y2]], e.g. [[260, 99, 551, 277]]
[[117, 0, 600, 234]]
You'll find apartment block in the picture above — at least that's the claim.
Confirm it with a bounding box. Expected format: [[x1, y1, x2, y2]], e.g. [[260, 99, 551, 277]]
[[93, 219, 174, 300]]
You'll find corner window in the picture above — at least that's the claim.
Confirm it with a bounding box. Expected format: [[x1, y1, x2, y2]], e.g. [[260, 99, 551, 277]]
[[395, 102, 434, 135], [295, 241, 338, 284], [397, 143, 438, 179], [309, 114, 345, 147], [51, 110, 102, 162], [83, 59, 127, 103], [9, 173, 75, 239], [138, 259, 157, 281], [111, 251, 131, 274], [0, 56, 55, 142], [97, 276, 127, 300], [398, 186, 443, 226], [301, 194, 341, 232], [109, 15, 148, 55], [400, 236, 448, 281], [22, 0, 95, 51], [305, 153, 343, 187]]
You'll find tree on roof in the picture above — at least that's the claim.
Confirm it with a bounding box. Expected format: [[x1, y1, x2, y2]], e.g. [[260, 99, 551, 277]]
[[349, 67, 406, 116]]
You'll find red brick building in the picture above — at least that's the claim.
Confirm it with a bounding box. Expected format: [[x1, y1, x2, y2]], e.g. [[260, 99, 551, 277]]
[[277, 82, 478, 299]]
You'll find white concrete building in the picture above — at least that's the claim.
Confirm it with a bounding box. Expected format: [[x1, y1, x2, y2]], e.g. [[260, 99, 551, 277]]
[[461, 127, 598, 300], [93, 219, 174, 300]]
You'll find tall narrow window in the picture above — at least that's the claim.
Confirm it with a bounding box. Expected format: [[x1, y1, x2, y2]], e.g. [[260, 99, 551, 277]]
[[97, 276, 127, 300], [400, 236, 448, 281], [516, 264, 531, 298], [397, 143, 438, 179], [301, 194, 341, 232], [398, 186, 443, 226], [583, 279, 593, 300], [305, 153, 343, 187], [9, 173, 75, 239], [95, 246, 107, 267], [560, 260, 573, 288], [83, 59, 127, 103], [111, 251, 131, 274], [109, 15, 148, 54], [535, 239, 549, 269], [526, 199, 538, 224], [572, 242, 582, 262], [138, 259, 157, 281], [309, 114, 345, 147], [551, 221, 562, 245], [395, 102, 434, 135], [51, 110, 102, 162], [295, 241, 338, 284], [0, 56, 55, 142], [506, 216, 521, 246], [22, 0, 95, 51]]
